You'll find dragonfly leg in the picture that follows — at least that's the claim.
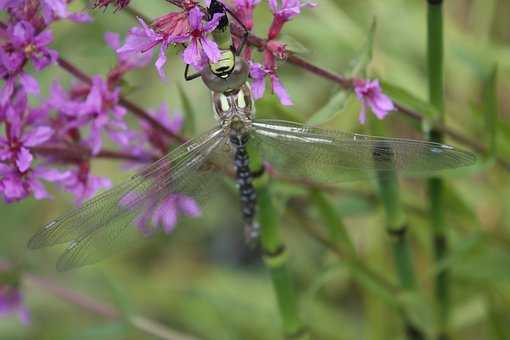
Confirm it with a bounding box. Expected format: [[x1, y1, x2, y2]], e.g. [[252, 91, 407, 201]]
[[225, 7, 249, 56], [184, 64, 201, 81]]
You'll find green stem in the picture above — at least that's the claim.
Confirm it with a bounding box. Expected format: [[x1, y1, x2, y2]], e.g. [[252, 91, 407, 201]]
[[427, 0, 449, 338], [376, 171, 424, 340], [259, 185, 308, 339]]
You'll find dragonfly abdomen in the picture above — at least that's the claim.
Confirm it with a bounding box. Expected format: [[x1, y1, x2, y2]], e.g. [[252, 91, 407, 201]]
[[230, 133, 259, 242]]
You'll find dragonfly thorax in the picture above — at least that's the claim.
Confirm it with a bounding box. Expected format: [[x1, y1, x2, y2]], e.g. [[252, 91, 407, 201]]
[[212, 82, 255, 132]]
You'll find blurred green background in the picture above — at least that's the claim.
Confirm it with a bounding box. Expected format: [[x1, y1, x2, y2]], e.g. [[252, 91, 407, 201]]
[[1, 0, 510, 339]]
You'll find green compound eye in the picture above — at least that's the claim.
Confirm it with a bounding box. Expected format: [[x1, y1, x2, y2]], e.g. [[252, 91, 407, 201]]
[[210, 50, 235, 78]]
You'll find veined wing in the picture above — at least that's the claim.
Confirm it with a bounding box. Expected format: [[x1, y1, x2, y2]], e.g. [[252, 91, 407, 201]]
[[251, 120, 476, 182], [28, 126, 227, 271]]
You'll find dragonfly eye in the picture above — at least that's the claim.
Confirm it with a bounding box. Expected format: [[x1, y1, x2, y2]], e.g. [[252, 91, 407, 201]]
[[201, 58, 249, 93], [210, 50, 235, 77]]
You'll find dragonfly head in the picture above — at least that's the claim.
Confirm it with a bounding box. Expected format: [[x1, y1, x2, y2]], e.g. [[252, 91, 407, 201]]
[[202, 56, 249, 93]]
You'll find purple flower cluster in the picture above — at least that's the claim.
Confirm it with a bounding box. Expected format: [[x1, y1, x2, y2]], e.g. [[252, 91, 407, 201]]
[[117, 1, 225, 78], [0, 1, 192, 218]]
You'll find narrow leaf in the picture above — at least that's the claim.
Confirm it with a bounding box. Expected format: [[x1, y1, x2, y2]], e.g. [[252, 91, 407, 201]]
[[309, 190, 355, 253], [306, 90, 350, 126], [350, 18, 377, 78]]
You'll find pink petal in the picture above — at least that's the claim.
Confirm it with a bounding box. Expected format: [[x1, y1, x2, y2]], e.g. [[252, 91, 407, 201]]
[[187, 7, 203, 30], [182, 39, 202, 68], [0, 80, 14, 106], [162, 205, 177, 233], [270, 74, 293, 106], [251, 76, 265, 99], [16, 147, 33, 172], [203, 13, 224, 33], [358, 104, 367, 124], [104, 32, 120, 50], [2, 177, 26, 201], [19, 73, 39, 95], [34, 167, 71, 181], [87, 128, 102, 155], [268, 0, 278, 12], [30, 178, 50, 200], [12, 21, 34, 45], [200, 37, 221, 63], [22, 126, 53, 147], [34, 29, 53, 47], [178, 196, 201, 217], [155, 43, 168, 79]]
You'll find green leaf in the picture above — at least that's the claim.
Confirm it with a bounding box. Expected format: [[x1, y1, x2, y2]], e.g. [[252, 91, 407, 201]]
[[482, 64, 498, 157], [306, 90, 350, 126], [350, 18, 377, 78], [380, 80, 440, 120], [177, 83, 196, 135]]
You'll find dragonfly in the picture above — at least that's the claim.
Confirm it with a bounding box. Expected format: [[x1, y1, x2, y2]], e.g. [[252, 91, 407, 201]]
[[28, 0, 476, 271]]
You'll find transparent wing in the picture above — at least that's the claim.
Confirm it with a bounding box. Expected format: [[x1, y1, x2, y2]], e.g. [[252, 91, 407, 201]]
[[251, 120, 476, 182], [28, 126, 228, 271]]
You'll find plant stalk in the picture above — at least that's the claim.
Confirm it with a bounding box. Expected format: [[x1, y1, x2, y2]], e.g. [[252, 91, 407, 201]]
[[427, 1, 449, 338], [258, 185, 308, 339], [376, 170, 424, 340]]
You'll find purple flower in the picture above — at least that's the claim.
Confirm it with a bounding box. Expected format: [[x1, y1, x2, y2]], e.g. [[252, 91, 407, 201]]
[[234, 0, 260, 31], [181, 6, 223, 71], [268, 0, 316, 39], [0, 105, 53, 173], [116, 17, 171, 79], [0, 20, 58, 101], [249, 62, 292, 106], [78, 76, 129, 154], [354, 79, 395, 124], [152, 195, 200, 233], [41, 0, 92, 23], [0, 163, 70, 202], [0, 284, 30, 325], [105, 32, 152, 70], [130, 193, 200, 236], [58, 162, 111, 205], [118, 6, 224, 77]]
